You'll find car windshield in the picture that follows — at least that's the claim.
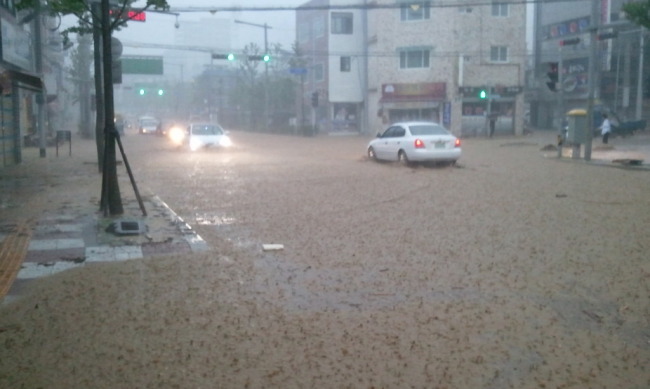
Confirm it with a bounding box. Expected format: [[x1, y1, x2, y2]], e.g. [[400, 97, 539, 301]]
[[409, 124, 449, 136], [141, 120, 158, 127], [192, 124, 222, 135]]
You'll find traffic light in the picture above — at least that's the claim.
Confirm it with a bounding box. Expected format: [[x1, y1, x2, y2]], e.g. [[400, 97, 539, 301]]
[[157, 88, 164, 96], [478, 89, 487, 99], [311, 91, 319, 107], [263, 54, 270, 62], [546, 62, 559, 92], [138, 88, 146, 96]]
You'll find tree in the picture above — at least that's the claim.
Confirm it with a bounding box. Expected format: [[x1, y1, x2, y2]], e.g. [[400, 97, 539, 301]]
[[622, 1, 650, 29], [17, 0, 170, 46], [231, 43, 266, 131], [17, 0, 169, 216]]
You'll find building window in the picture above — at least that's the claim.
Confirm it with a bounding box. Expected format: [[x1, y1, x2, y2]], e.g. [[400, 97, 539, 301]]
[[401, 1, 430, 21], [0, 0, 17, 13], [331, 12, 353, 34], [490, 46, 508, 62], [340, 56, 351, 72], [399, 49, 430, 69], [314, 63, 324, 81], [492, 3, 508, 17], [458, 7, 473, 14], [314, 16, 325, 38], [298, 22, 310, 43]]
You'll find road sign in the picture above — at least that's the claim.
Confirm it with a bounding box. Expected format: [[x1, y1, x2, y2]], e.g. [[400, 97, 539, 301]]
[[122, 56, 163, 75], [289, 68, 307, 75]]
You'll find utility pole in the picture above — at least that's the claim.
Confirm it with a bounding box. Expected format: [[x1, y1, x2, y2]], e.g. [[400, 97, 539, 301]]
[[585, 0, 600, 161], [92, 2, 105, 171], [78, 34, 93, 139], [636, 30, 644, 120], [33, 0, 46, 158], [362, 0, 369, 134]]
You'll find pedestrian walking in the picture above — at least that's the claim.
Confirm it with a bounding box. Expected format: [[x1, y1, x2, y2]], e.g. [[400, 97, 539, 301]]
[[488, 113, 498, 138], [599, 113, 611, 144]]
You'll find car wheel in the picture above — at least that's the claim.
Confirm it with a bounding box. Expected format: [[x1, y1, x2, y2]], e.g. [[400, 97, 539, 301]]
[[398, 150, 411, 166], [367, 146, 377, 160]]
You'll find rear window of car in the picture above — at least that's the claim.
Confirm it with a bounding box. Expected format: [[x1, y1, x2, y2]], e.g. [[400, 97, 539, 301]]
[[192, 125, 223, 135], [409, 124, 449, 136], [141, 120, 158, 127]]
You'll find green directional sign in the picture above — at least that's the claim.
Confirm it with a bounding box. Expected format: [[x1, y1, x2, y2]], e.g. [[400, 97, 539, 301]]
[[122, 56, 163, 75]]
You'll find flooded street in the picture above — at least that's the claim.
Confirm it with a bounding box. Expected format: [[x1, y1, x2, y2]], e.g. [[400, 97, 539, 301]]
[[1, 130, 649, 388]]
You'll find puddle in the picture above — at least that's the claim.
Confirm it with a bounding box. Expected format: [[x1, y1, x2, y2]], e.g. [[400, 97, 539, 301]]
[[194, 213, 237, 226]]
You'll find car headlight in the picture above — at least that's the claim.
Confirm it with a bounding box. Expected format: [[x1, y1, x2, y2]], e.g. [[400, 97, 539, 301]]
[[219, 136, 233, 148], [168, 127, 185, 144]]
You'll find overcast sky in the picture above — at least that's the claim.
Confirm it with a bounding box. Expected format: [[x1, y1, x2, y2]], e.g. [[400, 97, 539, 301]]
[[112, 0, 304, 55]]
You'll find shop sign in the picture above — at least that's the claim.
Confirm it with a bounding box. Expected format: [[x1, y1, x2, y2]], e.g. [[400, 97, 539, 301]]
[[381, 82, 446, 101], [1, 19, 32, 70]]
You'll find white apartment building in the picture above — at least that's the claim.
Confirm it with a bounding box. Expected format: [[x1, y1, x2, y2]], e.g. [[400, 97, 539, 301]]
[[297, 0, 366, 134], [297, 0, 527, 136]]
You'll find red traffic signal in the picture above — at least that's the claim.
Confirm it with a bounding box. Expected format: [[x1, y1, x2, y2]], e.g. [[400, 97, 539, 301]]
[[127, 11, 146, 22], [110, 9, 146, 22]]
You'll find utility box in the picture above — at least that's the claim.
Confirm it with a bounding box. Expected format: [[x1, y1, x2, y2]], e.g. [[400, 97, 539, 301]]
[[565, 109, 587, 144]]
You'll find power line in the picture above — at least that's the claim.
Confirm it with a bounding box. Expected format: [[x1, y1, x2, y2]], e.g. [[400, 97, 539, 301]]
[[170, 0, 567, 13]]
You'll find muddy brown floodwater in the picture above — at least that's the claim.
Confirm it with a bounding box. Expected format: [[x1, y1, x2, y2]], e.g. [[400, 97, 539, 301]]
[[1, 130, 649, 388]]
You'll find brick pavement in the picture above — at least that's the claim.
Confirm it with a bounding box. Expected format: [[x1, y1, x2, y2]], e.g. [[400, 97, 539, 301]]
[[0, 135, 208, 304], [0, 194, 207, 304]]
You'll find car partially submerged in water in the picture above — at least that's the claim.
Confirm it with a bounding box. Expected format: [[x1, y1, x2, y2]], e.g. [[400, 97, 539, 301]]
[[367, 121, 461, 166], [168, 123, 232, 151]]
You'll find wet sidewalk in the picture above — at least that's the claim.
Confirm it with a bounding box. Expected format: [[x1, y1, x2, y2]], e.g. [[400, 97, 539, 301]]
[[0, 137, 208, 304], [529, 130, 650, 169]]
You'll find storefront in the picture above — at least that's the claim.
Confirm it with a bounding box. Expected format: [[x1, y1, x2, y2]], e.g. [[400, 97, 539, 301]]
[[1, 9, 43, 167], [0, 68, 42, 166], [378, 82, 447, 126], [459, 86, 522, 137]]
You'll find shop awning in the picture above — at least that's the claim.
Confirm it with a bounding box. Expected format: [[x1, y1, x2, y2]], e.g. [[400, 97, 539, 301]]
[[1, 68, 43, 92]]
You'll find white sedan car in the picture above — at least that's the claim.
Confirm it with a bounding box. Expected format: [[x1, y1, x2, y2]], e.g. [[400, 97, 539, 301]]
[[168, 123, 232, 151], [367, 121, 461, 165]]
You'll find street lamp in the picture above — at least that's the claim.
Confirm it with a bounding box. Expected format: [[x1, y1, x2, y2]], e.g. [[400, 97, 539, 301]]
[[235, 19, 272, 132]]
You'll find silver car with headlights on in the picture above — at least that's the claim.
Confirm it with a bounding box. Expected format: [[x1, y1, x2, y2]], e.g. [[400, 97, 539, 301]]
[[168, 123, 232, 151]]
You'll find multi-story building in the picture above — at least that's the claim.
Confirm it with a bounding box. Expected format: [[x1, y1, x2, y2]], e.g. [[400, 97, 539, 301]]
[[1, 3, 43, 166], [297, 0, 366, 134], [0, 3, 66, 167], [296, 0, 527, 136], [529, 0, 646, 130]]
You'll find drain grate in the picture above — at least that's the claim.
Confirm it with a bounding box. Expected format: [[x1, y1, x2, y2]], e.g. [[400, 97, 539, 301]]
[[106, 219, 147, 236]]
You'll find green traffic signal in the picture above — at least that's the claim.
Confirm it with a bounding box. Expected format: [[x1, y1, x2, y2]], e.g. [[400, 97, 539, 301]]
[[158, 89, 164, 96], [263, 54, 270, 62], [227, 53, 235, 61], [479, 89, 487, 99], [138, 88, 146, 95]]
